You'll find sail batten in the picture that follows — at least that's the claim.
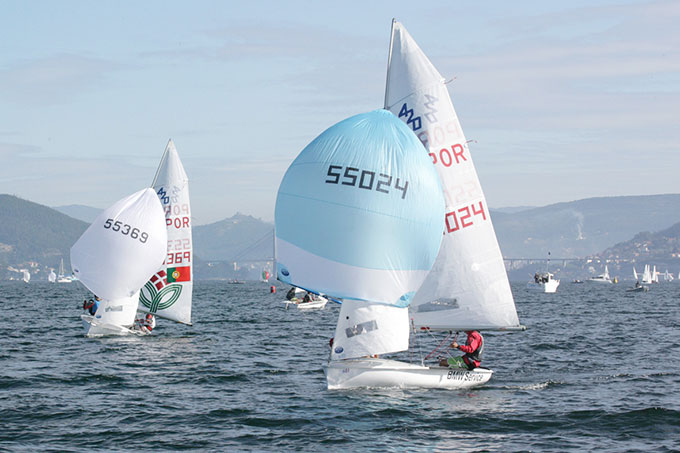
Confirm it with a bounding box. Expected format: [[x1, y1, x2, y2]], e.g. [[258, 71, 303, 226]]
[[386, 21, 522, 331]]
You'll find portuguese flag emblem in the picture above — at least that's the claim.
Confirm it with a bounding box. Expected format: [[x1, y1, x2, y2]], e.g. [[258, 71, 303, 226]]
[[167, 266, 191, 283]]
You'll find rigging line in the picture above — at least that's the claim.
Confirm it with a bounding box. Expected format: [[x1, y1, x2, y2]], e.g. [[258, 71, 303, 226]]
[[423, 330, 452, 361], [228, 228, 275, 262]]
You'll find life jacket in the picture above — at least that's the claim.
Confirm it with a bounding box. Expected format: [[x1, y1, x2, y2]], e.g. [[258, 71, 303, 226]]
[[463, 332, 484, 364]]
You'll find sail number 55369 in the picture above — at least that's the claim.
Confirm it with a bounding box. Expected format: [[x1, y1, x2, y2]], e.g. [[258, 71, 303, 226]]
[[326, 165, 409, 200], [103, 218, 149, 243]]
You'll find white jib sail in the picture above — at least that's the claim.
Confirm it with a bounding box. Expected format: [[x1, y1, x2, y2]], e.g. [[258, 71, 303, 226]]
[[138, 140, 193, 324], [71, 188, 168, 301], [331, 299, 410, 360], [385, 20, 521, 331], [93, 291, 141, 328]]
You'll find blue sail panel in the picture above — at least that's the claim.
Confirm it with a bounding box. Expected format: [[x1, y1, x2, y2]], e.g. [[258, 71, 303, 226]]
[[275, 109, 444, 307]]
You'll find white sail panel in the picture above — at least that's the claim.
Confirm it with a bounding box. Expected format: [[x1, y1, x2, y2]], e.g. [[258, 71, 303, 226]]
[[71, 188, 168, 301], [138, 140, 193, 324], [331, 299, 410, 360], [48, 270, 57, 283], [93, 291, 140, 327], [386, 21, 521, 330], [275, 109, 444, 307]]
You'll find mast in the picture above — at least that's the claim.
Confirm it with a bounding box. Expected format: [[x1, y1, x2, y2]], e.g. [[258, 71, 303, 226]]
[[383, 18, 396, 109]]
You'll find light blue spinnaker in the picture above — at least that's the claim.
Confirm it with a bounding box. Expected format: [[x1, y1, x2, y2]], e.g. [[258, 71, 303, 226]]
[[275, 109, 445, 307]]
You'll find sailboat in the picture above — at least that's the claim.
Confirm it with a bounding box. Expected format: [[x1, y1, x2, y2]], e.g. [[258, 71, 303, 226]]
[[276, 107, 447, 389], [22, 270, 30, 283], [57, 258, 74, 283], [641, 264, 653, 284], [137, 140, 193, 327], [339, 19, 523, 388], [71, 188, 168, 336], [48, 269, 57, 283], [587, 264, 612, 284], [633, 266, 638, 282]]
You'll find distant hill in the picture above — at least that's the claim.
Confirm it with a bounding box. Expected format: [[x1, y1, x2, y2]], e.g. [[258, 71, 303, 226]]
[[53, 204, 102, 223], [493, 194, 680, 258], [0, 195, 88, 272], [598, 221, 680, 266], [491, 206, 535, 214], [193, 213, 273, 261]]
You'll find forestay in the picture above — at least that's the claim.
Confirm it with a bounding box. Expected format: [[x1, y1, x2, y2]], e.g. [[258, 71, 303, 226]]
[[385, 20, 522, 331], [71, 188, 168, 301], [275, 109, 445, 359], [138, 140, 193, 325]]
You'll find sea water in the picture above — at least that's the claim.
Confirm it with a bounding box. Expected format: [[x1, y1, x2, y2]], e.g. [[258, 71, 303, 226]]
[[0, 281, 678, 452]]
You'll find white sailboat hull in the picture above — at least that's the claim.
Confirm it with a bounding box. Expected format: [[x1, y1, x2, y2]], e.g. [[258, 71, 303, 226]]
[[526, 279, 560, 293], [81, 315, 144, 337], [323, 358, 493, 390], [285, 298, 328, 310], [586, 278, 612, 284]]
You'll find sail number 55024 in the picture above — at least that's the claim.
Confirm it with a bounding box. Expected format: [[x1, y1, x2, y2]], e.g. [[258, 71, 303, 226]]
[[103, 218, 149, 243], [325, 165, 409, 199], [445, 201, 487, 234]]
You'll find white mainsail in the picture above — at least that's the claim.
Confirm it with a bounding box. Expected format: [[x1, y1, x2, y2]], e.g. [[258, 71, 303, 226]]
[[385, 20, 522, 331], [642, 264, 652, 284], [48, 270, 57, 283], [22, 270, 30, 283], [633, 266, 638, 281], [138, 140, 193, 325], [71, 188, 168, 303]]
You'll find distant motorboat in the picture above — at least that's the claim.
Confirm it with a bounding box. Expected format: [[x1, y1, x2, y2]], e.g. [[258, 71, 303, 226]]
[[571, 279, 584, 284], [527, 272, 560, 293]]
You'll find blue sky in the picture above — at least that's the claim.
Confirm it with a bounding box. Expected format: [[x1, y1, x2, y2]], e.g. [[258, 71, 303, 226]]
[[1, 0, 678, 224]]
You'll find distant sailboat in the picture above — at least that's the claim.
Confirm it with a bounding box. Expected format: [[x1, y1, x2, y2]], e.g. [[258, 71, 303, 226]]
[[71, 188, 168, 336], [57, 258, 74, 283], [22, 270, 30, 283], [137, 140, 193, 327], [633, 266, 638, 282], [641, 264, 653, 284], [588, 265, 612, 284], [48, 269, 57, 283]]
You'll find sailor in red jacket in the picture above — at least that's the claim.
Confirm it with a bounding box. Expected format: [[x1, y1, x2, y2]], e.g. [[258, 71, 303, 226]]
[[439, 330, 484, 370]]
